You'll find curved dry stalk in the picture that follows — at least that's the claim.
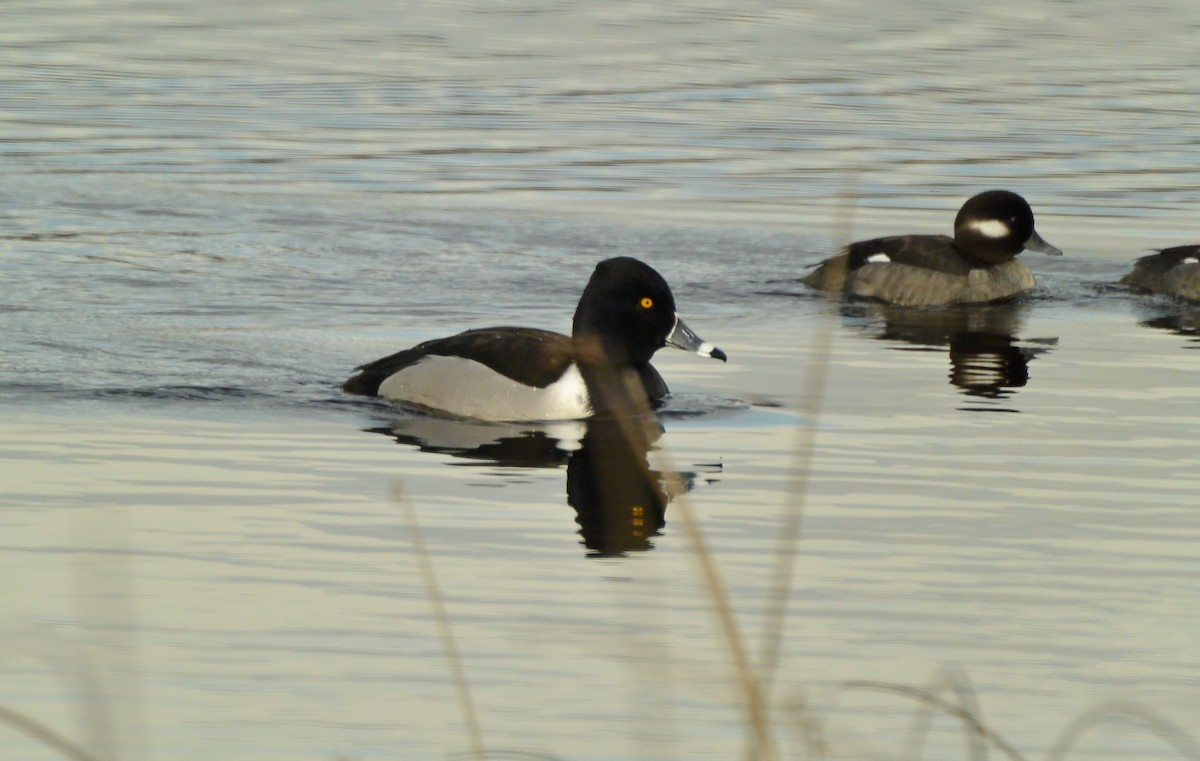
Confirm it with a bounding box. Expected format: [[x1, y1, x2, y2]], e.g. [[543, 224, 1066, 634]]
[[841, 680, 1027, 761], [902, 667, 987, 761], [1046, 700, 1200, 761], [0, 704, 103, 761]]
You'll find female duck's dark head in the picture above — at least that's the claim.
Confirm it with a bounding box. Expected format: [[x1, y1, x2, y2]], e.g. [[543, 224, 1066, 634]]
[[572, 257, 726, 366], [953, 190, 1062, 266]]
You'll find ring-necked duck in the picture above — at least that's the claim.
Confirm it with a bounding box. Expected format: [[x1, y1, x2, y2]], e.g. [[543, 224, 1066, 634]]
[[801, 190, 1063, 306], [1120, 245, 1200, 301], [342, 256, 727, 421]]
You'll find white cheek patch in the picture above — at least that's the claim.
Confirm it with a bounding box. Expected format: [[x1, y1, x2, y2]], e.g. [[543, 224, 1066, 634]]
[[967, 219, 1011, 239], [1182, 257, 1199, 265], [865, 253, 891, 263]]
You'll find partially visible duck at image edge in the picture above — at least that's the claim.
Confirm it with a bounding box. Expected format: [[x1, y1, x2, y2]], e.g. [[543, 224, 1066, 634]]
[[801, 190, 1063, 306], [1120, 244, 1200, 301], [342, 256, 727, 421]]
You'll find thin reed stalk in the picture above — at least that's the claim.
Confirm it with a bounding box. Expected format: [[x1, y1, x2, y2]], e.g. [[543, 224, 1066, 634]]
[[902, 667, 987, 761], [757, 174, 859, 693], [1046, 700, 1200, 761], [578, 341, 778, 761], [395, 484, 486, 761], [0, 704, 104, 761], [748, 176, 861, 761], [841, 680, 1027, 761]]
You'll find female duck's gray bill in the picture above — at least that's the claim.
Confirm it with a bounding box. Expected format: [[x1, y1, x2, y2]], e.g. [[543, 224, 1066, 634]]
[[1024, 229, 1063, 256], [666, 314, 727, 362]]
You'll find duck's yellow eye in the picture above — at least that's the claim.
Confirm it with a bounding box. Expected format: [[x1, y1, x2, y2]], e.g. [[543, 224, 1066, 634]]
[[640, 297, 654, 309]]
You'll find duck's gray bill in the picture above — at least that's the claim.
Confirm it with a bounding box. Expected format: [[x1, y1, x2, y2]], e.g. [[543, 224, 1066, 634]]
[[1025, 229, 1063, 256], [666, 314, 727, 362]]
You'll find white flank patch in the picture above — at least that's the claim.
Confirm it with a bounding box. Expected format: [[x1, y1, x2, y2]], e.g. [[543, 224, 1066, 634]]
[[865, 253, 891, 263], [1182, 257, 1199, 265], [378, 356, 592, 421], [967, 219, 1011, 239]]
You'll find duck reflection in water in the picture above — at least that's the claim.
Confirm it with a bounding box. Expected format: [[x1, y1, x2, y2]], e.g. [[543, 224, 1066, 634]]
[[1134, 304, 1200, 346], [840, 301, 1057, 402], [370, 338, 707, 556], [564, 405, 690, 556]]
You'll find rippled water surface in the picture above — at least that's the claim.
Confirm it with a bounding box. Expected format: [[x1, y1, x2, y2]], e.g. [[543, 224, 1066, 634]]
[[4, 1, 1200, 759]]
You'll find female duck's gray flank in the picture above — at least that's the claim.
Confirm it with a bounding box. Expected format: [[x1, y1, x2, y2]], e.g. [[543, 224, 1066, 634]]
[[1120, 244, 1200, 301]]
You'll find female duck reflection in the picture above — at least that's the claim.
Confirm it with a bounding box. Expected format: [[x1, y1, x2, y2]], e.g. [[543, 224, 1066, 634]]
[[839, 301, 1057, 402], [373, 404, 703, 557]]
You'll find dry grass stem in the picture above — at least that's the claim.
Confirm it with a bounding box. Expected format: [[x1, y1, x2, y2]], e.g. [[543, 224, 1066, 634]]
[[841, 680, 1027, 761], [758, 174, 858, 690], [395, 483, 487, 761], [0, 704, 104, 761], [577, 343, 778, 761], [902, 668, 987, 761], [749, 175, 860, 761], [1046, 700, 1200, 761]]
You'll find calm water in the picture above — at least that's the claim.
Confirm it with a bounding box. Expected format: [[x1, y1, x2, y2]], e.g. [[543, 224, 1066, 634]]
[[4, 1, 1200, 759]]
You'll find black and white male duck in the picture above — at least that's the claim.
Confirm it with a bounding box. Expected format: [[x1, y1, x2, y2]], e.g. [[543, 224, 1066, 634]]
[[342, 256, 726, 420], [801, 190, 1063, 306]]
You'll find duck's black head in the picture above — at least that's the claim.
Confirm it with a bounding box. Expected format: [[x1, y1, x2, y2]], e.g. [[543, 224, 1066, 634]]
[[572, 257, 680, 365], [572, 256, 725, 367], [953, 190, 1062, 265]]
